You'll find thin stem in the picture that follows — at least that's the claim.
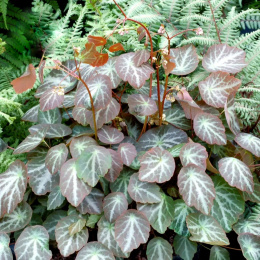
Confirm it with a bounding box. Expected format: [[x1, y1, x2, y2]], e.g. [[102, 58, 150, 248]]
[[208, 0, 221, 43], [112, 0, 127, 18], [156, 66, 162, 126], [221, 245, 242, 251], [169, 29, 195, 40], [248, 164, 260, 167], [7, 146, 15, 151], [160, 75, 169, 125]]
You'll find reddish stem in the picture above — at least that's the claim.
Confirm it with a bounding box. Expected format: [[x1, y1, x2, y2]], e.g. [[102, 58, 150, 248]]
[[208, 0, 221, 43]]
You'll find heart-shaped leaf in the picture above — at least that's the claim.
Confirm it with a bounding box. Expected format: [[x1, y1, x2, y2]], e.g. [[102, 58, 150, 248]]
[[118, 143, 137, 166], [0, 232, 12, 260], [81, 42, 99, 65], [238, 233, 260, 260], [22, 104, 39, 122], [47, 186, 65, 210], [218, 157, 253, 193], [235, 133, 260, 157], [40, 87, 65, 111], [194, 113, 227, 145], [139, 147, 175, 183], [38, 108, 61, 124], [88, 35, 107, 46], [233, 218, 260, 236], [0, 160, 27, 218], [109, 43, 125, 53], [202, 44, 247, 73], [115, 209, 150, 253], [242, 174, 260, 203], [68, 218, 86, 236], [209, 246, 230, 260], [146, 237, 173, 260], [69, 136, 97, 158], [187, 213, 229, 245], [59, 90, 76, 108], [98, 126, 124, 144], [133, 49, 150, 66], [105, 149, 123, 182], [178, 165, 215, 215]]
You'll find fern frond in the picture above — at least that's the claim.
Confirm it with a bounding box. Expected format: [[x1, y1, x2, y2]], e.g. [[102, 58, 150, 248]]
[[0, 0, 8, 29]]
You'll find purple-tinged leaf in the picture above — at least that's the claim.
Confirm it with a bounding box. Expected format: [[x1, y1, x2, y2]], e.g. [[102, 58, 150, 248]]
[[198, 72, 241, 108], [15, 226, 52, 260], [242, 174, 260, 203], [22, 104, 39, 122], [69, 136, 97, 158], [0, 232, 12, 260], [210, 246, 230, 260], [47, 186, 65, 210], [127, 94, 157, 116], [198, 101, 220, 116], [178, 165, 215, 215], [105, 149, 123, 182], [0, 138, 7, 153], [45, 144, 68, 174], [147, 237, 173, 260], [202, 44, 247, 73], [118, 143, 137, 166], [233, 218, 260, 236], [55, 215, 89, 257], [76, 188, 104, 215], [68, 218, 86, 236], [115, 209, 150, 253], [238, 233, 260, 260], [40, 87, 65, 111], [235, 133, 260, 157], [133, 49, 150, 66], [72, 106, 89, 126], [103, 192, 128, 223], [0, 202, 32, 232], [170, 45, 199, 75], [80, 63, 98, 82], [115, 52, 154, 89], [59, 90, 76, 108], [38, 107, 61, 124], [76, 242, 115, 260], [218, 157, 253, 193], [187, 213, 229, 245], [180, 142, 208, 169], [194, 113, 227, 145], [173, 235, 197, 260], [98, 126, 124, 144], [0, 160, 27, 218], [29, 124, 72, 138], [167, 143, 185, 158], [128, 172, 161, 203]]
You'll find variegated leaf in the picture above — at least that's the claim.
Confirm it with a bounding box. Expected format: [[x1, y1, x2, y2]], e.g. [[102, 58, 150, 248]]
[[211, 175, 245, 232], [0, 232, 12, 260], [198, 72, 241, 108], [45, 143, 68, 174], [194, 113, 227, 145], [167, 143, 185, 157], [15, 226, 52, 260], [0, 202, 32, 232], [180, 142, 208, 169], [128, 172, 161, 203], [133, 49, 150, 66], [118, 143, 137, 167], [233, 218, 260, 236], [55, 215, 89, 257], [115, 209, 150, 252], [146, 237, 173, 260], [218, 157, 253, 193], [210, 246, 230, 260], [40, 87, 65, 111], [137, 193, 174, 234], [22, 104, 39, 122], [69, 136, 97, 158], [177, 165, 215, 215], [235, 133, 260, 157], [238, 233, 260, 260], [187, 213, 229, 245], [38, 107, 61, 124], [170, 45, 199, 75], [69, 218, 86, 236], [105, 149, 123, 182], [76, 242, 115, 260], [202, 43, 247, 73], [47, 186, 65, 210], [0, 160, 27, 217], [59, 90, 76, 108], [98, 126, 124, 144], [242, 174, 260, 203], [103, 192, 128, 223], [115, 52, 154, 89]]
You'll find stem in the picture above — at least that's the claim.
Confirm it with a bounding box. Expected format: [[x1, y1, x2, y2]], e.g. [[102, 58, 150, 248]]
[[156, 66, 162, 126], [250, 114, 260, 132], [208, 0, 221, 43], [248, 164, 260, 167], [160, 75, 169, 125], [169, 29, 195, 40], [7, 146, 15, 151], [112, 0, 127, 18]]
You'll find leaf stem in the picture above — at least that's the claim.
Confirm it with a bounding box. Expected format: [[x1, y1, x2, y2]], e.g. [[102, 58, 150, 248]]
[[208, 0, 222, 43]]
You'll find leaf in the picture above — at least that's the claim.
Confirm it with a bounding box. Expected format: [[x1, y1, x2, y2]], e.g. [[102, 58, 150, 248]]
[[242, 174, 260, 203], [69, 218, 86, 236], [167, 143, 185, 157], [76, 242, 115, 260], [235, 133, 260, 157], [170, 45, 199, 75], [40, 87, 65, 111], [14, 226, 52, 260], [194, 112, 227, 145], [115, 209, 150, 253], [47, 186, 65, 210], [210, 246, 230, 260], [173, 234, 197, 260], [137, 125, 188, 151], [238, 233, 260, 260], [218, 157, 253, 193], [127, 94, 157, 116], [97, 216, 129, 258], [202, 43, 247, 73], [139, 147, 175, 183], [22, 105, 39, 122], [146, 237, 173, 260], [210, 175, 245, 232], [0, 160, 27, 218], [133, 49, 150, 66], [128, 172, 161, 203], [11, 64, 36, 94], [103, 192, 128, 223], [137, 193, 174, 234], [86, 214, 102, 229], [198, 72, 241, 108], [118, 143, 137, 166], [105, 149, 123, 182], [76, 188, 104, 215], [45, 144, 68, 174], [88, 35, 107, 46], [98, 126, 124, 144], [115, 52, 154, 89], [38, 108, 61, 124], [0, 232, 12, 260], [81, 42, 99, 65], [180, 142, 208, 169], [177, 165, 215, 215], [55, 215, 89, 257], [76, 146, 112, 187], [109, 43, 125, 53], [59, 90, 76, 108], [233, 218, 260, 236], [29, 124, 72, 138]]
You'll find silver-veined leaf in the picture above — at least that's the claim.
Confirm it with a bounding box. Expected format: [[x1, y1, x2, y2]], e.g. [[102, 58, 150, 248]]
[[235, 133, 260, 157], [0, 160, 27, 218], [210, 246, 230, 260], [146, 237, 173, 260], [103, 192, 128, 223], [137, 193, 174, 234], [22, 104, 39, 122], [98, 126, 124, 144], [40, 87, 64, 111], [59, 90, 76, 108], [242, 174, 260, 203], [128, 172, 161, 203], [139, 147, 175, 183], [45, 143, 68, 174], [76, 146, 112, 187], [105, 149, 123, 182], [38, 107, 61, 124], [47, 186, 65, 210], [115, 209, 150, 253], [0, 232, 12, 260], [69, 136, 97, 158], [177, 165, 215, 215], [55, 214, 89, 257], [133, 49, 150, 66], [14, 226, 52, 260], [218, 157, 253, 193], [186, 213, 229, 245], [69, 218, 86, 236], [194, 112, 227, 145], [118, 143, 137, 167], [238, 233, 260, 260], [233, 218, 260, 236]]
